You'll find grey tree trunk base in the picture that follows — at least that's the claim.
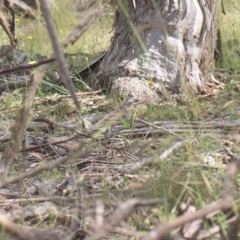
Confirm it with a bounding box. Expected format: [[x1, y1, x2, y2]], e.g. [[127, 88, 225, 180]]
[[96, 0, 219, 103]]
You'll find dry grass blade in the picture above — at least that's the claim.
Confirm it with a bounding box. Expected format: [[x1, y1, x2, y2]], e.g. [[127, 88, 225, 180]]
[[39, 0, 79, 108]]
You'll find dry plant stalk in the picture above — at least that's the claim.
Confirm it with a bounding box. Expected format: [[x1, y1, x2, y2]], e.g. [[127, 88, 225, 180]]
[[0, 155, 69, 189], [39, 0, 79, 109], [0, 212, 37, 240], [0, 0, 17, 45], [0, 8, 101, 182], [85, 199, 161, 240]]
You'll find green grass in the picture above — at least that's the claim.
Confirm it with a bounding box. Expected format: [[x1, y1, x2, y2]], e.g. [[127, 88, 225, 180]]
[[218, 0, 240, 69], [0, 0, 113, 55]]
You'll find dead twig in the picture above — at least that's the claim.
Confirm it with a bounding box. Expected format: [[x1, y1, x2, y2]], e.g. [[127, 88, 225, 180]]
[[136, 118, 184, 140], [39, 0, 79, 108], [62, 8, 101, 48], [0, 64, 50, 182], [111, 227, 146, 238], [0, 212, 37, 240], [223, 156, 240, 199], [197, 215, 238, 239], [142, 200, 231, 240], [0, 155, 69, 189], [0, 0, 17, 45], [0, 57, 55, 75], [85, 199, 161, 240], [122, 139, 191, 173], [0, 196, 75, 204], [20, 134, 81, 152], [0, 194, 103, 205]]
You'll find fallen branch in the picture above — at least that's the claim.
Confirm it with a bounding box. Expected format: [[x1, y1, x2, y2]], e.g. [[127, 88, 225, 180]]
[[85, 199, 162, 240], [0, 212, 37, 240], [0, 155, 69, 189]]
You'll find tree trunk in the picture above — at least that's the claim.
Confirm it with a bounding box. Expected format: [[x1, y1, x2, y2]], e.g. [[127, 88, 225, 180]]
[[96, 0, 219, 103]]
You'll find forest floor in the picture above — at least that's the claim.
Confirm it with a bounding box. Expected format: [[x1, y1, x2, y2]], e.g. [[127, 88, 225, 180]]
[[0, 0, 240, 239]]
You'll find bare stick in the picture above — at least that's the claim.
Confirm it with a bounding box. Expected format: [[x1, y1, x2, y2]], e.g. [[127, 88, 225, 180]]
[[0, 212, 37, 240], [0, 155, 69, 189], [0, 0, 17, 45], [122, 139, 190, 173], [0, 15, 16, 45], [39, 0, 79, 108], [0, 57, 55, 75], [0, 65, 50, 182], [142, 199, 231, 240], [85, 199, 161, 240], [136, 118, 184, 139], [223, 156, 240, 199], [111, 227, 145, 238]]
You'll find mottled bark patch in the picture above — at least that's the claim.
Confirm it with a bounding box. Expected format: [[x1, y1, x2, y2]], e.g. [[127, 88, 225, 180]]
[[96, 0, 218, 103], [112, 77, 161, 104]]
